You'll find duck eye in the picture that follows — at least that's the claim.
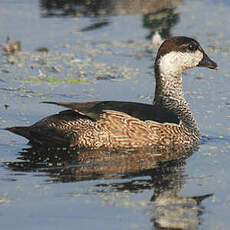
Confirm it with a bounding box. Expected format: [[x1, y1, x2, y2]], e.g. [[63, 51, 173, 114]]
[[188, 43, 197, 51]]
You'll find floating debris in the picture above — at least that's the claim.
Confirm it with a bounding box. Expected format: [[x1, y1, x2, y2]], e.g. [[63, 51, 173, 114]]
[[96, 75, 117, 80], [70, 58, 82, 63], [36, 47, 49, 53], [1, 69, 10, 73], [3, 36, 21, 53], [0, 197, 13, 205], [22, 76, 91, 84]]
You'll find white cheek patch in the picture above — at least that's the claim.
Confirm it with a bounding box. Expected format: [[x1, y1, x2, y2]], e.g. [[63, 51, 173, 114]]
[[181, 50, 203, 69], [159, 52, 183, 75], [159, 50, 203, 75]]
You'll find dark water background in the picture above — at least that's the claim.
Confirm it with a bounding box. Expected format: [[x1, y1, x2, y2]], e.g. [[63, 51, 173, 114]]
[[1, 0, 230, 229]]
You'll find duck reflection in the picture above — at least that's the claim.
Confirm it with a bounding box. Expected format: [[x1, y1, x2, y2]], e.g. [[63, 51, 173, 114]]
[[39, 0, 181, 17], [39, 0, 180, 40], [143, 7, 179, 40], [5, 144, 212, 229], [149, 166, 212, 230]]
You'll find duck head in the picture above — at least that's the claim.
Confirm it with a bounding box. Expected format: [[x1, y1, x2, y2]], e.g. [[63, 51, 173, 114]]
[[155, 36, 218, 75]]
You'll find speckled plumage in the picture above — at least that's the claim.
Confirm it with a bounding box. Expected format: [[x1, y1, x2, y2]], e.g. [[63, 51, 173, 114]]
[[5, 36, 218, 149], [75, 110, 198, 148]]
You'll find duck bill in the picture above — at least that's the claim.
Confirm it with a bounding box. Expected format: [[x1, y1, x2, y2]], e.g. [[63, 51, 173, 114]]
[[198, 52, 218, 70]]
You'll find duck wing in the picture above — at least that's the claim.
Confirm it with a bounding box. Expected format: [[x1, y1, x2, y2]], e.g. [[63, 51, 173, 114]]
[[42, 101, 180, 125], [6, 102, 180, 147]]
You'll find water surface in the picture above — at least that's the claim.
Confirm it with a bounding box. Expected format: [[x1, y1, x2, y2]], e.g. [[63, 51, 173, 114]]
[[0, 0, 230, 229]]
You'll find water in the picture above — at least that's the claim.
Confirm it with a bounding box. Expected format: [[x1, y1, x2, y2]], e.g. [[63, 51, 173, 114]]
[[0, 0, 230, 229]]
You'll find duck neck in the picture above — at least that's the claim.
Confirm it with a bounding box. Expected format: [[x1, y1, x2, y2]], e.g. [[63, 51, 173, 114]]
[[154, 67, 200, 137]]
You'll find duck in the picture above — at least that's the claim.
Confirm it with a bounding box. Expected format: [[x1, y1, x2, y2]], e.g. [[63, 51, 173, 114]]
[[5, 36, 218, 149]]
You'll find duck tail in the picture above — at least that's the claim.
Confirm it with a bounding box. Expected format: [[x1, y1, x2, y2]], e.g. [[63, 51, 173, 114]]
[[4, 126, 31, 139]]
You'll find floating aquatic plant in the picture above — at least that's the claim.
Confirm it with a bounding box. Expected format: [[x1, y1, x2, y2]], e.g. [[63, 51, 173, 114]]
[[22, 77, 91, 84]]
